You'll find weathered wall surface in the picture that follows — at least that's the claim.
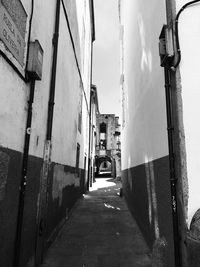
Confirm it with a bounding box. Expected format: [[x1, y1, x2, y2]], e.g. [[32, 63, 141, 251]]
[[0, 0, 93, 266], [0, 1, 36, 266], [120, 0, 169, 169], [175, 0, 200, 226], [120, 0, 175, 265], [76, 0, 91, 181], [170, 1, 200, 265]]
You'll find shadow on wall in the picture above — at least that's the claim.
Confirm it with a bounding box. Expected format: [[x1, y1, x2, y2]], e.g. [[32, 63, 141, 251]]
[[52, 164, 76, 206], [187, 209, 200, 267], [46, 163, 84, 247], [122, 155, 175, 267], [145, 158, 159, 240]]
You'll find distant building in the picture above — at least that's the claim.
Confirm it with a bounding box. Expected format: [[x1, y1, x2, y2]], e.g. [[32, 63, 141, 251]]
[[88, 84, 100, 186], [95, 114, 121, 178]]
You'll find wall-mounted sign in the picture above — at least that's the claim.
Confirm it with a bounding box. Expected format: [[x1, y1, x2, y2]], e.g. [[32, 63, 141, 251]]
[[0, 0, 27, 67]]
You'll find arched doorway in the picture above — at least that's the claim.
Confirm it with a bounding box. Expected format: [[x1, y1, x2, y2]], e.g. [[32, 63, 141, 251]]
[[95, 156, 112, 177]]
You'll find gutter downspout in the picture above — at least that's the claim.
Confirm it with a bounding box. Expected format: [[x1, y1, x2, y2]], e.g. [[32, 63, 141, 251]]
[[87, 86, 93, 189], [61, 0, 90, 114], [34, 2, 61, 263], [43, 0, 61, 243], [14, 1, 34, 266], [164, 66, 181, 267], [87, 0, 95, 190], [15, 80, 36, 267], [171, 0, 200, 70], [46, 0, 61, 141], [90, 89, 95, 183]]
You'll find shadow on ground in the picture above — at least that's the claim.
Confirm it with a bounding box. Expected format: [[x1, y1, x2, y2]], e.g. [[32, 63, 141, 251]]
[[40, 176, 152, 267]]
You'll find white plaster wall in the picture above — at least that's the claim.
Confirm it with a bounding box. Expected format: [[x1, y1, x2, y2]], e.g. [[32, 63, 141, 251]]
[[176, 0, 200, 224], [76, 0, 91, 169], [51, 5, 81, 167], [0, 1, 31, 153], [28, 1, 56, 158], [120, 0, 168, 170], [0, 56, 27, 152], [0, 0, 92, 172], [0, 1, 55, 158], [63, 0, 81, 65], [51, 1, 92, 170]]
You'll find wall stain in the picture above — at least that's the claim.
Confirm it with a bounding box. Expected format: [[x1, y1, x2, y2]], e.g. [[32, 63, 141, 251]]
[[0, 150, 10, 201], [52, 164, 75, 206]]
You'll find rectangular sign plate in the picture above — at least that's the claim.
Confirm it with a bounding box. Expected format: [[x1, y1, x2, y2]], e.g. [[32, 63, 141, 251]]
[[0, 0, 27, 67]]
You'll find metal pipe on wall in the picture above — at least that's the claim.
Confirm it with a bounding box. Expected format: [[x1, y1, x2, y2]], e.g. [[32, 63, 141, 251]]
[[33, 2, 61, 264], [14, 0, 35, 265], [46, 0, 61, 141], [87, 0, 95, 189], [87, 87, 93, 189], [171, 0, 200, 70], [14, 79, 36, 267], [164, 66, 181, 267], [43, 0, 61, 250]]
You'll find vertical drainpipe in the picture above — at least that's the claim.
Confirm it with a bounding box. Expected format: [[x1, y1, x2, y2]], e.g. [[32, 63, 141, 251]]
[[88, 87, 93, 189], [87, 0, 95, 190], [14, 1, 34, 266], [14, 80, 36, 267], [91, 89, 95, 183], [164, 67, 181, 267], [44, 0, 61, 242], [46, 0, 61, 141]]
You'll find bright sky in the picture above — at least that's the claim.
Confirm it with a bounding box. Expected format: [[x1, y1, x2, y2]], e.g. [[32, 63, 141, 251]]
[[93, 0, 120, 117]]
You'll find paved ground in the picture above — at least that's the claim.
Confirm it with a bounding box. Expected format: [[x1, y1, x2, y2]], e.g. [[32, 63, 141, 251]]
[[40, 177, 152, 267]]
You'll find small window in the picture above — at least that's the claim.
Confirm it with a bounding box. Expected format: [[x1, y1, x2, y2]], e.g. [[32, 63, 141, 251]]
[[100, 122, 106, 133]]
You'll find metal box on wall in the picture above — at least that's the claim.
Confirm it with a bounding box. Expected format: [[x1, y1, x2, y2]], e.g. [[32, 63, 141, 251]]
[[159, 25, 174, 67], [27, 40, 43, 80]]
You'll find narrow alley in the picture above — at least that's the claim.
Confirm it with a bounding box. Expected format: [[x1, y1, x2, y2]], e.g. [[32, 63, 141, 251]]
[[39, 177, 151, 267], [1, 0, 200, 266]]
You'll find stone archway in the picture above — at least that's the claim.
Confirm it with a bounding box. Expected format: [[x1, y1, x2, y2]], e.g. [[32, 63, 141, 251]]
[[95, 156, 112, 176]]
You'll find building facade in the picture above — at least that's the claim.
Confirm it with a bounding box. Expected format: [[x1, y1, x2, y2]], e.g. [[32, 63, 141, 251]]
[[88, 84, 99, 186], [0, 0, 94, 266], [95, 114, 121, 178], [119, 0, 200, 266]]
